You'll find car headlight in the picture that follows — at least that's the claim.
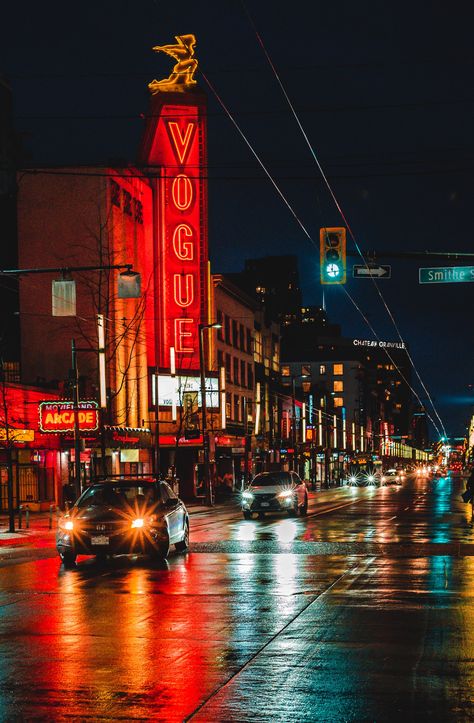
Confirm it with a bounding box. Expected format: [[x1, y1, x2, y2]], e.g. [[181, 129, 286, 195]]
[[131, 518, 144, 529], [242, 491, 254, 500], [59, 518, 74, 531], [367, 475, 375, 483], [349, 476, 357, 483], [278, 490, 294, 499]]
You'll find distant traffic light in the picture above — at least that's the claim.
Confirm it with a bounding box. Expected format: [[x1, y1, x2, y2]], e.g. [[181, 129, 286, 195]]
[[320, 227, 347, 284]]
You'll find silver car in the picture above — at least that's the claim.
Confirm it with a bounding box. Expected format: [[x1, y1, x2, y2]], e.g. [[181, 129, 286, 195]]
[[242, 471, 309, 519]]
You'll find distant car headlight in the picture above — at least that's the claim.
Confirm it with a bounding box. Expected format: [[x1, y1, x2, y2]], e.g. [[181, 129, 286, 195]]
[[59, 518, 74, 531], [131, 518, 144, 529], [278, 490, 294, 499], [367, 475, 375, 483], [381, 476, 386, 482], [349, 476, 357, 483], [242, 491, 254, 500]]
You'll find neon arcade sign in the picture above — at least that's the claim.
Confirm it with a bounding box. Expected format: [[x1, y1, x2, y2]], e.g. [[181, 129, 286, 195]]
[[39, 401, 99, 433]]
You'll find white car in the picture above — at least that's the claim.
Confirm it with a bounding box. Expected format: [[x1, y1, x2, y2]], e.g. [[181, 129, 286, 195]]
[[242, 471, 308, 519]]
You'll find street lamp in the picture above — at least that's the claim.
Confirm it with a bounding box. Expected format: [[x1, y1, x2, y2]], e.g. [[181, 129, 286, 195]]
[[199, 322, 222, 505]]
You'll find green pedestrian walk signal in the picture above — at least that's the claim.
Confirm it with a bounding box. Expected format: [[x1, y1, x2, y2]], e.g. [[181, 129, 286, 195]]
[[320, 227, 347, 285]]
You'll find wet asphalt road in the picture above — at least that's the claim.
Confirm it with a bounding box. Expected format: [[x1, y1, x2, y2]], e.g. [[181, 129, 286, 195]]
[[1, 474, 474, 721]]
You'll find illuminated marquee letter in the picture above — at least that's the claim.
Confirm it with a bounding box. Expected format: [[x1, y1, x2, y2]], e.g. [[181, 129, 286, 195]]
[[172, 174, 193, 211], [172, 224, 194, 260], [166, 121, 197, 165], [174, 273, 194, 307], [175, 318, 194, 353]]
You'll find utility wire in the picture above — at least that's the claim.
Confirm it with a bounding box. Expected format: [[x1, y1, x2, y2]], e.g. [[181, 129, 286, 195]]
[[241, 5, 446, 438]]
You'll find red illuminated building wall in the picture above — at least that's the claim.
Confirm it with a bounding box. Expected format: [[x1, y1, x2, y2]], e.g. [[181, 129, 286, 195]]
[[138, 89, 209, 372]]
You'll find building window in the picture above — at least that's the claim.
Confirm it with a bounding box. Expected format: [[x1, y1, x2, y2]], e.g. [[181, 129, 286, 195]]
[[226, 392, 232, 418], [240, 360, 246, 387], [233, 357, 239, 384], [225, 315, 231, 345], [302, 381, 311, 393], [217, 350, 223, 370], [334, 381, 344, 392], [302, 364, 311, 377], [319, 364, 326, 375], [134, 199, 143, 224], [234, 395, 240, 421], [239, 324, 245, 351], [110, 179, 121, 208], [246, 328, 252, 354], [333, 363, 343, 376], [232, 319, 238, 348], [281, 365, 290, 377], [334, 396, 344, 407], [247, 363, 254, 390], [254, 330, 263, 362], [123, 189, 132, 216], [225, 354, 231, 383]]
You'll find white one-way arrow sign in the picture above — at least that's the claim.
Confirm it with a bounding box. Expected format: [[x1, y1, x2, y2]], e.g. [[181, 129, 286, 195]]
[[353, 264, 391, 279]]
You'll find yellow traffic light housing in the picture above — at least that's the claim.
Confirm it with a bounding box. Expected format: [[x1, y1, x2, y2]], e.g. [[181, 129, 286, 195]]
[[320, 227, 347, 284]]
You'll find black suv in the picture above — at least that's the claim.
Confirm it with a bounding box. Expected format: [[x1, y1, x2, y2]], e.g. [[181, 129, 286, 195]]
[[56, 478, 189, 567]]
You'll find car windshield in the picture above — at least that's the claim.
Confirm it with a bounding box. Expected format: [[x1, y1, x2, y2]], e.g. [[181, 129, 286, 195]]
[[251, 473, 291, 487], [76, 484, 158, 509]]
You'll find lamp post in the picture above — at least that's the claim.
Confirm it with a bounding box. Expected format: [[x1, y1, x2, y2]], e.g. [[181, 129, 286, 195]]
[[199, 322, 221, 506]]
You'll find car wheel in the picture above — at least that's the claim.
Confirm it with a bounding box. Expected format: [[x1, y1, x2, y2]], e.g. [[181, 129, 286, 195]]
[[299, 495, 308, 516], [243, 510, 253, 519], [152, 535, 170, 559], [175, 523, 189, 552], [59, 550, 76, 568]]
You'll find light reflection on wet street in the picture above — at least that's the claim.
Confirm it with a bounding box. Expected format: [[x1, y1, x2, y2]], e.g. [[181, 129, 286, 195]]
[[1, 474, 474, 721]]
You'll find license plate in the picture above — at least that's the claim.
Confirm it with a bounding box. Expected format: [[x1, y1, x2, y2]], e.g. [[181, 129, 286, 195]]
[[90, 535, 109, 545], [260, 502, 270, 507]]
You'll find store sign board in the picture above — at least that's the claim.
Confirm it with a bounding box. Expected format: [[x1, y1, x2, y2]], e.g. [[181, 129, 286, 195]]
[[39, 401, 99, 433], [152, 374, 218, 408], [147, 100, 208, 370]]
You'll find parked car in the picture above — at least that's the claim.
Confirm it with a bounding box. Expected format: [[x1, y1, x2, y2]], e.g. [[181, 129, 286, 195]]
[[241, 471, 308, 519], [56, 478, 189, 567]]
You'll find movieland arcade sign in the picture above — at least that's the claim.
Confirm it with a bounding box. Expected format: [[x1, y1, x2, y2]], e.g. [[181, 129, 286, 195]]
[[140, 34, 209, 371], [39, 401, 99, 434]]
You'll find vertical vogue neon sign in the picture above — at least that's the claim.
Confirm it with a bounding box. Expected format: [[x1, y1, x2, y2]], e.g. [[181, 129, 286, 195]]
[[154, 102, 207, 370]]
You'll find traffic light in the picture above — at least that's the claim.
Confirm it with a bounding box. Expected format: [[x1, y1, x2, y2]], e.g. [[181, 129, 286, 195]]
[[320, 227, 346, 284]]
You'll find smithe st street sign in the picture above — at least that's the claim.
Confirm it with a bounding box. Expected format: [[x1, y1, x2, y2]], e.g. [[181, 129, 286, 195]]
[[419, 266, 474, 284]]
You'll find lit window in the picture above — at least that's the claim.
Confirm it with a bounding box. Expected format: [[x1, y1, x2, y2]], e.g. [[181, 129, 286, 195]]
[[281, 365, 290, 377], [334, 381, 343, 392], [302, 381, 311, 393], [319, 364, 326, 375], [334, 397, 344, 407], [333, 363, 343, 376], [302, 364, 311, 377]]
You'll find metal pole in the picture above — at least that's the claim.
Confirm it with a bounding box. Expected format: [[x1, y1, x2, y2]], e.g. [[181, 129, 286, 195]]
[[71, 339, 82, 499], [291, 377, 297, 472], [154, 368, 160, 477], [199, 325, 211, 505]]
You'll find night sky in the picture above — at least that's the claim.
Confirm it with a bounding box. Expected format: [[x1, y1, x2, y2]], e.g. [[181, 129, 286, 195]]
[[2, 1, 474, 437]]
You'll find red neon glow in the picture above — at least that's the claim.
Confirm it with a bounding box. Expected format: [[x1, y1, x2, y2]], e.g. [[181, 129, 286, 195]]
[[171, 174, 194, 210], [173, 273, 194, 307], [166, 121, 197, 164], [140, 96, 208, 370], [172, 224, 194, 260], [174, 318, 194, 353]]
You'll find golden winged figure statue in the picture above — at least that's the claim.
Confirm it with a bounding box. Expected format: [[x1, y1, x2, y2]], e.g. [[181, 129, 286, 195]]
[[148, 34, 198, 94]]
